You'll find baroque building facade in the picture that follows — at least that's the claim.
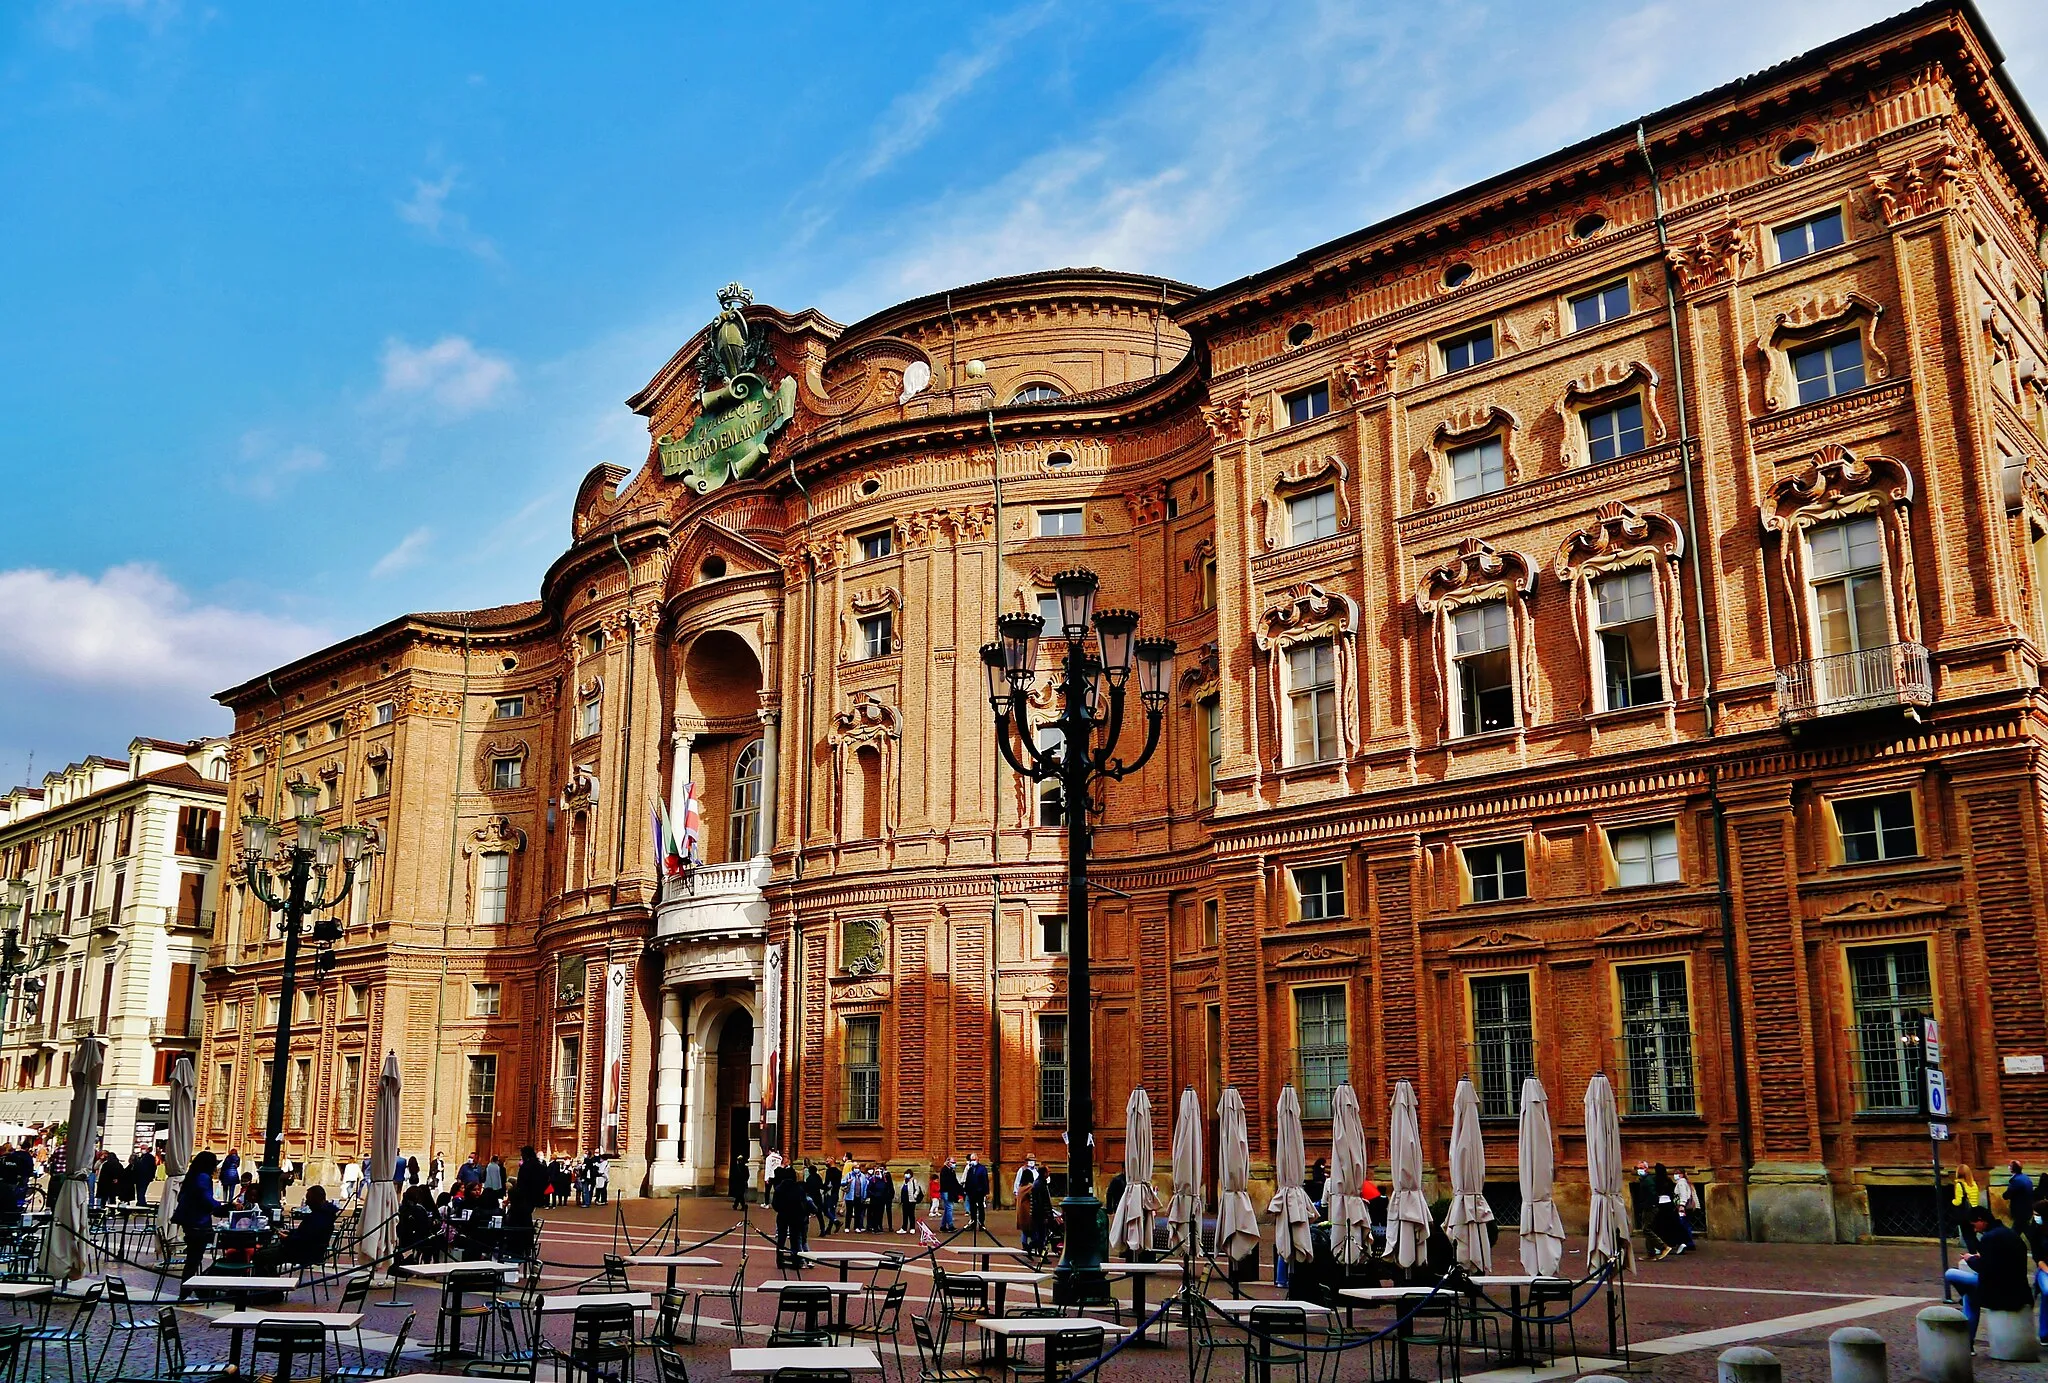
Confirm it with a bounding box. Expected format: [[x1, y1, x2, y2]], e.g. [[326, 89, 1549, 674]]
[[200, 2, 2048, 1240], [0, 738, 228, 1154]]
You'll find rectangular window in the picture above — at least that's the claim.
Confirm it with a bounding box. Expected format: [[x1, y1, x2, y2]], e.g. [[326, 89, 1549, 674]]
[[1199, 698, 1222, 807], [1440, 326, 1496, 374], [1611, 824, 1680, 887], [1294, 864, 1345, 921], [288, 1057, 311, 1130], [293, 731, 309, 751], [1466, 841, 1528, 903], [859, 529, 894, 561], [1470, 973, 1535, 1118], [1295, 986, 1349, 1119], [1037, 508, 1084, 538], [1039, 913, 1068, 956], [558, 955, 587, 1005], [1618, 962, 1696, 1115], [327, 718, 345, 742], [214, 1064, 233, 1130], [345, 984, 366, 1019], [844, 1015, 881, 1123], [1790, 332, 1865, 404], [1595, 569, 1664, 709], [1449, 438, 1506, 500], [260, 993, 279, 1027], [220, 999, 239, 1033], [176, 806, 221, 858], [374, 702, 395, 726], [494, 696, 525, 719], [490, 757, 523, 791], [1202, 898, 1220, 949], [1287, 488, 1339, 545], [1583, 398, 1646, 463], [477, 853, 510, 925], [1037, 1014, 1068, 1122], [858, 612, 895, 660], [584, 628, 606, 657], [296, 987, 318, 1023], [1036, 725, 1064, 827], [256, 1061, 276, 1127], [1570, 281, 1630, 331], [1809, 516, 1887, 656], [554, 1034, 582, 1126], [1452, 601, 1515, 734], [1200, 556, 1218, 612], [1774, 207, 1845, 263], [368, 761, 389, 797], [471, 983, 501, 1018], [467, 1054, 497, 1119], [1835, 792, 1918, 863], [1849, 942, 1931, 1113], [1287, 641, 1339, 763], [578, 696, 602, 740], [1284, 384, 1331, 427], [337, 1053, 361, 1130]]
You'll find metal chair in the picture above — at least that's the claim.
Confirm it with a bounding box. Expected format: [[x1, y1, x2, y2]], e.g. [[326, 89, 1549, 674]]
[[652, 1345, 691, 1383], [331, 1311, 415, 1382], [845, 1282, 909, 1383], [438, 1266, 511, 1358], [0, 1324, 26, 1383], [1241, 1306, 1309, 1383], [1400, 1290, 1463, 1383], [674, 1267, 744, 1344], [908, 1312, 988, 1383], [98, 1271, 160, 1379], [1527, 1276, 1577, 1367], [1038, 1328, 1106, 1383], [1185, 1298, 1221, 1383], [22, 1280, 102, 1383], [769, 1284, 836, 1347], [249, 1320, 332, 1383], [142, 1307, 234, 1383], [565, 1302, 637, 1383]]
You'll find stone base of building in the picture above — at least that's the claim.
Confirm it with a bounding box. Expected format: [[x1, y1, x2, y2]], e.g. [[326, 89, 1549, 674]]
[[1703, 1178, 1752, 1241], [1747, 1162, 1837, 1242]]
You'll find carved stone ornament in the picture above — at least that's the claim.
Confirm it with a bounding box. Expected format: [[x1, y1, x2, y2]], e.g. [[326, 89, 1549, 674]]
[[1868, 144, 1973, 225], [1125, 484, 1169, 526], [474, 738, 530, 790], [1415, 538, 1540, 731], [1278, 943, 1359, 966], [363, 742, 391, 765], [1664, 214, 1753, 294], [576, 676, 603, 701], [561, 765, 597, 806], [848, 586, 900, 615], [840, 917, 886, 976], [1450, 927, 1538, 951], [1595, 913, 1706, 941], [316, 757, 342, 782], [1255, 582, 1361, 763], [1265, 455, 1351, 549], [1756, 291, 1889, 411], [1422, 405, 1520, 508], [463, 814, 527, 856], [1177, 641, 1221, 704], [1556, 360, 1669, 466], [1201, 382, 1264, 443], [893, 511, 943, 550], [1337, 343, 1398, 401], [829, 693, 899, 842], [831, 692, 900, 745], [1555, 502, 1692, 706], [1761, 444, 1921, 654]]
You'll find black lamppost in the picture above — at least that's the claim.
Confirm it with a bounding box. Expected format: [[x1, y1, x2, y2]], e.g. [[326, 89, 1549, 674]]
[[240, 782, 373, 1210], [982, 568, 1174, 1304], [0, 881, 60, 1032]]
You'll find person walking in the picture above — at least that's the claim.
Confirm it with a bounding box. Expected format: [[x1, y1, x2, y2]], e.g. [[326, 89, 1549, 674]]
[[594, 1154, 609, 1205], [964, 1153, 990, 1230], [867, 1165, 890, 1234], [484, 1155, 506, 1195], [429, 1151, 446, 1193], [823, 1159, 843, 1232], [730, 1151, 749, 1210], [2008, 1160, 2036, 1230], [1670, 1169, 1701, 1253], [1015, 1163, 1037, 1249], [219, 1147, 239, 1203], [938, 1158, 962, 1233], [898, 1166, 923, 1234], [1028, 1172, 1054, 1258], [1955, 1165, 1986, 1253], [173, 1150, 228, 1296], [132, 1145, 158, 1207], [806, 1163, 830, 1237], [407, 1155, 420, 1187], [772, 1167, 807, 1268], [1649, 1164, 1688, 1259]]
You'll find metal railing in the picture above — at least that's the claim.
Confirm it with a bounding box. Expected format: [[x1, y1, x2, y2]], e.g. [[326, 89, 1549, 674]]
[[172, 908, 216, 933], [551, 1078, 579, 1127], [1776, 641, 1933, 723], [659, 856, 770, 903]]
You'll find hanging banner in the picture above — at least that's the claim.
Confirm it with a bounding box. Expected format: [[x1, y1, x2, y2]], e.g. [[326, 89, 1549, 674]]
[[761, 943, 783, 1128], [602, 963, 629, 1151]]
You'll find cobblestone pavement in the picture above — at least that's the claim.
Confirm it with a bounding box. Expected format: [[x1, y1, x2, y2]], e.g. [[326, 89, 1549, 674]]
[[9, 1198, 2015, 1383]]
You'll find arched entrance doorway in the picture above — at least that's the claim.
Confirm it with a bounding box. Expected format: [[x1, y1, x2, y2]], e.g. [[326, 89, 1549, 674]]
[[712, 1008, 754, 1194]]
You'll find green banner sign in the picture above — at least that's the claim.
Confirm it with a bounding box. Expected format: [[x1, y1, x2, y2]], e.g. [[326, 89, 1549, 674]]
[[659, 372, 797, 494]]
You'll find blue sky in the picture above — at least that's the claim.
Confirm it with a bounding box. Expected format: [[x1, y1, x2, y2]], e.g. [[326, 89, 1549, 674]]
[[2, 0, 2043, 785]]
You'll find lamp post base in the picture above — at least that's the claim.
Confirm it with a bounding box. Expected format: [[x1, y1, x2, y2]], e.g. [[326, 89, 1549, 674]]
[[1052, 1191, 1112, 1307], [257, 1163, 284, 1212]]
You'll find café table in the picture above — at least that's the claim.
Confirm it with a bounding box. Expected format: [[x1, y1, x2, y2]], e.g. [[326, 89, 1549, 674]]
[[540, 1291, 652, 1313], [946, 1245, 1034, 1268], [1108, 1262, 1186, 1345], [757, 1278, 864, 1330], [1465, 1273, 1564, 1367], [730, 1345, 884, 1375], [624, 1253, 723, 1298], [0, 1279, 54, 1323], [208, 1308, 362, 1373], [182, 1274, 302, 1304], [395, 1262, 517, 1357], [1210, 1299, 1335, 1383], [1340, 1285, 1436, 1383], [974, 1316, 1126, 1372], [970, 1269, 1050, 1318]]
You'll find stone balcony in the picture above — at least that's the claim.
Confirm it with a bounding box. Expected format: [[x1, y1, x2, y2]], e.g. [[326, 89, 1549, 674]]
[[651, 857, 771, 989], [1776, 641, 1933, 725]]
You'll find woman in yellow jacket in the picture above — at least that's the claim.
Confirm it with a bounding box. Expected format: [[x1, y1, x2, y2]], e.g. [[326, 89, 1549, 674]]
[[1953, 1165, 1985, 1253]]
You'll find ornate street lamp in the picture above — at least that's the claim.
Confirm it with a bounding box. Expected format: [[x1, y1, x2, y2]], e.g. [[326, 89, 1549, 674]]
[[242, 782, 376, 1210], [0, 881, 60, 1030], [984, 568, 1174, 1304]]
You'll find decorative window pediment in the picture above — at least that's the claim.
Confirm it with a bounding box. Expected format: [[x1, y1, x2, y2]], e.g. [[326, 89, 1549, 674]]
[[1415, 538, 1540, 736], [1556, 361, 1668, 466], [1265, 455, 1351, 549], [463, 814, 527, 856], [1761, 444, 1921, 656], [1756, 291, 1890, 411], [475, 738, 530, 790], [829, 693, 899, 842], [1255, 581, 1360, 765], [1555, 502, 1691, 709], [1422, 405, 1521, 508]]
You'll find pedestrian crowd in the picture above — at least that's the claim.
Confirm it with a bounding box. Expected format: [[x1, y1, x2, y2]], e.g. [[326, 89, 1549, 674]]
[[743, 1149, 1000, 1268]]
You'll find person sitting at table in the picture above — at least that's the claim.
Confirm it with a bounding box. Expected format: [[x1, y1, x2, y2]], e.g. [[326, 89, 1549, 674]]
[[252, 1185, 337, 1280], [458, 1187, 502, 1260], [398, 1185, 444, 1265], [173, 1150, 229, 1297]]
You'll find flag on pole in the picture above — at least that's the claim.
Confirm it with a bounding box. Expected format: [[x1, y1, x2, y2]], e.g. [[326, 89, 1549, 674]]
[[654, 797, 687, 877], [680, 780, 704, 859]]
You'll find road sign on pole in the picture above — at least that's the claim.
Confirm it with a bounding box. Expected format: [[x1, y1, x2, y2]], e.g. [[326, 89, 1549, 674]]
[[1925, 1017, 1943, 1070], [1928, 1068, 1951, 1118]]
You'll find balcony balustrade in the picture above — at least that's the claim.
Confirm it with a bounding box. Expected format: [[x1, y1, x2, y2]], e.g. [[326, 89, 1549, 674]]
[[1776, 641, 1933, 724]]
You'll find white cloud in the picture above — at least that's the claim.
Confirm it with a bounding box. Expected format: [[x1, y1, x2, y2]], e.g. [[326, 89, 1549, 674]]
[[370, 526, 433, 579], [395, 167, 500, 263], [378, 335, 514, 418], [854, 5, 1052, 182], [0, 564, 324, 696], [229, 428, 327, 499]]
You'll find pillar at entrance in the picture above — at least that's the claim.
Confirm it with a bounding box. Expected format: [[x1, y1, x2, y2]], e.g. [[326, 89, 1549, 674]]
[[669, 733, 695, 861], [649, 989, 686, 1194], [756, 709, 780, 855]]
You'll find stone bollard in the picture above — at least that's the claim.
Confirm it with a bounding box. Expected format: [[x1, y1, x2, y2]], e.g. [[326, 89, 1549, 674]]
[[1580, 1376, 1630, 1383], [1719, 1345, 1783, 1383], [1829, 1325, 1887, 1383], [1984, 1307, 2039, 1362], [1917, 1304, 1975, 1383]]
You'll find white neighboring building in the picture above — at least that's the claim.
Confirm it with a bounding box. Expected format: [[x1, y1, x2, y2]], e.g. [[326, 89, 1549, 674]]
[[0, 737, 228, 1155]]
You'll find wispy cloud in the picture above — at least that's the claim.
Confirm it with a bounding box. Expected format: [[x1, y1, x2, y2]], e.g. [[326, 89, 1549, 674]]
[[370, 526, 433, 579], [378, 335, 514, 418], [396, 167, 500, 263], [39, 0, 181, 47], [854, 4, 1054, 182], [229, 428, 327, 500]]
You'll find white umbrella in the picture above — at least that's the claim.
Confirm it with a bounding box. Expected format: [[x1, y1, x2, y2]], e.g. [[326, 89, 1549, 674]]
[[1109, 1086, 1161, 1255], [1585, 1073, 1631, 1273], [1215, 1087, 1260, 1262], [1326, 1082, 1371, 1265], [1445, 1076, 1494, 1272], [0, 1122, 36, 1141], [1167, 1086, 1204, 1254], [41, 1036, 102, 1281], [361, 1051, 402, 1268], [1516, 1076, 1564, 1276], [1387, 1080, 1431, 1268], [158, 1056, 196, 1244], [1269, 1085, 1314, 1265]]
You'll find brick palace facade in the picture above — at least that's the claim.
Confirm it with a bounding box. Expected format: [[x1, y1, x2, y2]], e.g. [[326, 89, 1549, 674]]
[[197, 2, 2048, 1241]]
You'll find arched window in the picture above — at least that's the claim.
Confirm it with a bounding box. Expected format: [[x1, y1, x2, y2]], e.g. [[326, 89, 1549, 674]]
[[729, 739, 764, 861], [853, 747, 884, 840], [1012, 384, 1064, 404]]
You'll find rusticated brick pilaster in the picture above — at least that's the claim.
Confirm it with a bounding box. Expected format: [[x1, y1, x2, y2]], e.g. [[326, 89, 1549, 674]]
[[899, 924, 928, 1152], [951, 916, 988, 1152], [1960, 783, 2048, 1149], [801, 930, 825, 1152], [1728, 808, 1820, 1158]]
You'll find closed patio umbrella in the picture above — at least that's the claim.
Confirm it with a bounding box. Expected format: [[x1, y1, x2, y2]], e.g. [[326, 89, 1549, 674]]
[[361, 1051, 401, 1268], [42, 1036, 101, 1281], [1388, 1079, 1431, 1269], [1215, 1087, 1259, 1262], [158, 1056, 196, 1244], [1585, 1072, 1630, 1273], [1167, 1085, 1204, 1254], [1445, 1076, 1495, 1272], [1326, 1082, 1371, 1265], [1269, 1085, 1313, 1265], [1109, 1086, 1161, 1255], [1517, 1076, 1564, 1276]]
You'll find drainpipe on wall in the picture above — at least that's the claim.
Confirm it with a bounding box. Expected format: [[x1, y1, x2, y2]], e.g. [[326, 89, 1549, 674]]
[[786, 452, 815, 1157], [1638, 121, 1756, 1220], [611, 536, 637, 878], [428, 618, 474, 1148]]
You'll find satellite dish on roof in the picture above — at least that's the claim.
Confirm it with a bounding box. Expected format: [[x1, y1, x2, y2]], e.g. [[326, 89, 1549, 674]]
[[899, 361, 931, 404]]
